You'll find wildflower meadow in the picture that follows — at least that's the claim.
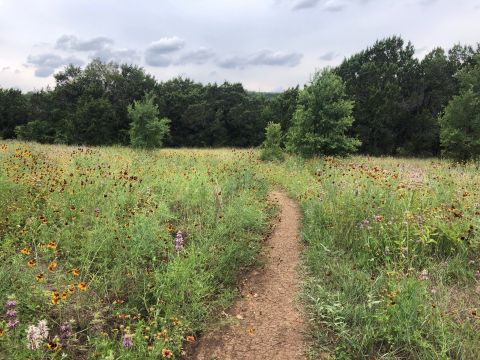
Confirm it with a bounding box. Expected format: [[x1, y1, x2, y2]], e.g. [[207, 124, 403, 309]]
[[1, 141, 479, 359]]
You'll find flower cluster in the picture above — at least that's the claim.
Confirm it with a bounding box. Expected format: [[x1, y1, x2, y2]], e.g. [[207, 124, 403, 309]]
[[175, 231, 184, 252], [5, 297, 19, 330], [27, 319, 49, 350]]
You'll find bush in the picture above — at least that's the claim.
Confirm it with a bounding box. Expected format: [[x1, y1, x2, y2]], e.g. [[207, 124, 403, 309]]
[[440, 57, 480, 161], [286, 68, 360, 157], [260, 122, 284, 161], [15, 120, 52, 143], [129, 93, 170, 149]]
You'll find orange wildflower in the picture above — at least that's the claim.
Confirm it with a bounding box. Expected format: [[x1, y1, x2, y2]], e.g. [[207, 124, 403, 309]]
[[51, 291, 60, 305], [48, 261, 57, 272], [20, 247, 30, 255], [78, 282, 87, 291], [67, 284, 75, 293], [161, 348, 173, 358], [36, 273, 45, 282], [61, 292, 68, 301], [47, 241, 56, 250], [27, 259, 36, 268], [186, 335, 195, 343], [71, 268, 80, 277]]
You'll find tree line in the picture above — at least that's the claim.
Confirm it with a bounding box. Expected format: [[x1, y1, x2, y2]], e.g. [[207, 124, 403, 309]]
[[1, 36, 479, 159]]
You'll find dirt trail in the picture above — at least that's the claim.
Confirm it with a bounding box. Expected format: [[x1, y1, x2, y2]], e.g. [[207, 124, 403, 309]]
[[191, 191, 306, 360]]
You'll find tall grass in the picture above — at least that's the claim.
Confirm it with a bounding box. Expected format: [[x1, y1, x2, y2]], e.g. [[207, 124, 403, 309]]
[[260, 156, 480, 359], [0, 142, 270, 359], [2, 141, 479, 359]]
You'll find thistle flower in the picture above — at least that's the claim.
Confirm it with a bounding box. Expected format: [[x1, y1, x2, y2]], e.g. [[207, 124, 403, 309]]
[[175, 231, 184, 252], [123, 333, 134, 349]]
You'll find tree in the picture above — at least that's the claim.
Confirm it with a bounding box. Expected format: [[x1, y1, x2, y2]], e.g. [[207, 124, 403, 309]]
[[260, 122, 284, 161], [440, 57, 480, 161], [0, 88, 28, 139], [129, 92, 170, 149], [336, 36, 423, 155], [286, 68, 360, 157]]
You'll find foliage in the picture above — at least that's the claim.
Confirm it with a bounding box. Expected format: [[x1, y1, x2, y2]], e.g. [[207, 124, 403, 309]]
[[260, 122, 284, 161], [0, 88, 28, 139], [14, 120, 51, 143], [286, 68, 360, 157], [336, 36, 424, 155], [1, 39, 480, 155], [440, 57, 480, 161], [128, 93, 170, 149]]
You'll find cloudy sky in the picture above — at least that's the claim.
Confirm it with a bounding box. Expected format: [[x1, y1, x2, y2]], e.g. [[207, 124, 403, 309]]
[[0, 0, 479, 92]]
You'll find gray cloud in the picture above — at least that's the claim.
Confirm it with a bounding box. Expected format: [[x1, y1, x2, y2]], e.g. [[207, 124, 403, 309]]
[[419, 0, 438, 5], [323, 0, 346, 11], [319, 51, 338, 61], [218, 49, 302, 69], [56, 35, 114, 52], [91, 48, 139, 64], [292, 0, 321, 10], [26, 53, 84, 77], [146, 37, 185, 55], [175, 47, 215, 65], [145, 37, 185, 67], [291, 0, 365, 11]]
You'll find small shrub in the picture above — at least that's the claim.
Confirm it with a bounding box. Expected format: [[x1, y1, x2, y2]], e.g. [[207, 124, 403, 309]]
[[260, 122, 284, 161], [129, 92, 170, 149]]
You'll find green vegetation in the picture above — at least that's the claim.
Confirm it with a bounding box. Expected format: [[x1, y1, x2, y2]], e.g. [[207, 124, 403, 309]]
[[1, 37, 480, 159], [260, 156, 480, 359], [260, 122, 284, 161], [1, 141, 479, 358], [128, 93, 171, 149], [0, 142, 270, 358], [440, 56, 480, 161], [286, 69, 360, 157]]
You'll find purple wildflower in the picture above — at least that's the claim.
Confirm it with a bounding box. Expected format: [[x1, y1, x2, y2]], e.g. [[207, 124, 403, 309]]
[[5, 309, 17, 318], [123, 333, 134, 349], [175, 231, 184, 252], [359, 219, 369, 229], [7, 319, 19, 329], [5, 300, 17, 308], [60, 321, 72, 339]]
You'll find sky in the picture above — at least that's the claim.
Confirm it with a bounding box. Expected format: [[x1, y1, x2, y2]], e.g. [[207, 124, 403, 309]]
[[0, 0, 479, 92]]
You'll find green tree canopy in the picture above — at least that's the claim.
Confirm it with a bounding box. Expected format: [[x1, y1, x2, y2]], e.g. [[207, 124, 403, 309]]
[[129, 92, 170, 149], [440, 56, 480, 161], [286, 68, 360, 157]]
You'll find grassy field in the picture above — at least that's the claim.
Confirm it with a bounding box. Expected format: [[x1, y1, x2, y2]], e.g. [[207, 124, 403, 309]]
[[1, 141, 479, 359]]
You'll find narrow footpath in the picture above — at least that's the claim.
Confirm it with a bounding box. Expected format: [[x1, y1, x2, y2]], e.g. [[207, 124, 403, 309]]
[[191, 191, 306, 360]]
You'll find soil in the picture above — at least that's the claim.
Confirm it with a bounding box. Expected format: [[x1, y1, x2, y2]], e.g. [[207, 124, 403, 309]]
[[189, 191, 306, 360]]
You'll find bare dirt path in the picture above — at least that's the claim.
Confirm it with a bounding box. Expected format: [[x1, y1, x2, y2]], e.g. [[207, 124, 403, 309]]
[[190, 191, 306, 360]]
